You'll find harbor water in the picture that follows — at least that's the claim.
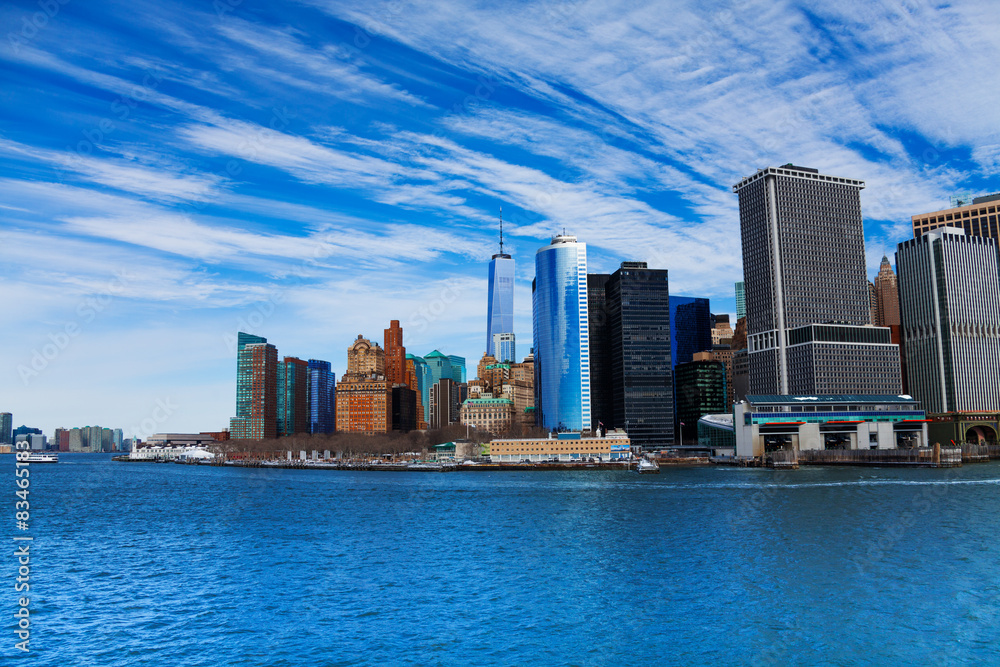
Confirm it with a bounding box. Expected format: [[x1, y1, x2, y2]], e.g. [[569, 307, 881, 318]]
[[6, 454, 1000, 665]]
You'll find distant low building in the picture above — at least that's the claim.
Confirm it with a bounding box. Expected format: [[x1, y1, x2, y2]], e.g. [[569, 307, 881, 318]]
[[131, 445, 215, 461], [489, 431, 631, 462], [460, 397, 513, 434], [145, 433, 220, 447]]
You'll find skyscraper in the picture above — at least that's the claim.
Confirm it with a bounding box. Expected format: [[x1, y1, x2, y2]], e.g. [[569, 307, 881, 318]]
[[733, 164, 901, 395], [873, 255, 901, 327], [277, 356, 309, 436], [532, 234, 591, 432], [735, 281, 746, 320], [234, 332, 267, 421], [675, 353, 727, 443], [492, 332, 516, 364], [896, 227, 1000, 413], [911, 192, 1000, 241], [384, 320, 407, 386], [586, 273, 613, 433], [230, 335, 278, 440], [307, 359, 336, 434], [336, 336, 390, 434], [486, 209, 515, 358], [0, 413, 11, 445], [424, 350, 455, 389], [605, 262, 673, 449], [406, 354, 431, 427], [447, 355, 467, 383], [670, 296, 712, 369]]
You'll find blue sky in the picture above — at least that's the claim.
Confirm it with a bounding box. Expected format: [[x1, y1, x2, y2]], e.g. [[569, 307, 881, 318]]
[[2, 0, 998, 437]]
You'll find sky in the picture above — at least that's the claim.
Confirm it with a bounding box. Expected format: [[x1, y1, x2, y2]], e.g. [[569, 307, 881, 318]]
[[1, 0, 998, 437]]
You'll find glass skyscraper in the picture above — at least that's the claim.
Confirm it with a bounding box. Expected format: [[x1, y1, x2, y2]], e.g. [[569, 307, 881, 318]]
[[230, 332, 277, 440], [492, 332, 516, 364], [735, 281, 746, 320], [606, 262, 673, 449], [0, 412, 11, 445], [277, 357, 309, 436], [406, 354, 432, 424], [307, 359, 336, 434], [670, 296, 712, 369], [486, 213, 515, 358], [532, 234, 590, 432], [447, 355, 467, 383]]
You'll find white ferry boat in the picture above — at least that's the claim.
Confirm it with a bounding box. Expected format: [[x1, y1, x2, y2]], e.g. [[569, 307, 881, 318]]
[[25, 452, 59, 463], [635, 458, 659, 474]]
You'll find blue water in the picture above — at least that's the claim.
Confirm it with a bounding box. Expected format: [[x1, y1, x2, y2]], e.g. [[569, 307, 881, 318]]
[[5, 454, 1000, 665]]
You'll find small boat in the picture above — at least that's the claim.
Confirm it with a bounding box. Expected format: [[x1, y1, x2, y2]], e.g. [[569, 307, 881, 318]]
[[25, 452, 59, 463], [635, 458, 659, 474]]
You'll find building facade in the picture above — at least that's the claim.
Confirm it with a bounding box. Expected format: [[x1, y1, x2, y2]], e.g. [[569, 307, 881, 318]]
[[0, 413, 11, 445], [347, 335, 385, 376], [230, 337, 278, 440], [489, 431, 631, 462], [587, 273, 613, 433], [384, 320, 407, 386], [734, 395, 928, 457], [733, 164, 901, 395], [335, 375, 390, 434], [911, 193, 1000, 241], [605, 262, 673, 449], [735, 281, 746, 320], [430, 377, 461, 430], [492, 332, 516, 364], [670, 296, 712, 369], [896, 227, 1000, 414], [277, 356, 309, 436], [533, 234, 591, 432], [674, 357, 727, 444], [307, 359, 336, 434], [407, 354, 432, 427], [448, 355, 467, 383], [460, 397, 514, 434], [487, 242, 515, 359], [873, 255, 901, 327]]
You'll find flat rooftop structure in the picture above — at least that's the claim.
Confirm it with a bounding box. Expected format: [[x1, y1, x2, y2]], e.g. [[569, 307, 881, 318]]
[[732, 165, 865, 192], [745, 394, 918, 406]]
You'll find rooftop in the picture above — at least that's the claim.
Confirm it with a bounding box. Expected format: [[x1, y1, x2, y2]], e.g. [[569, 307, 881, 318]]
[[746, 395, 918, 405]]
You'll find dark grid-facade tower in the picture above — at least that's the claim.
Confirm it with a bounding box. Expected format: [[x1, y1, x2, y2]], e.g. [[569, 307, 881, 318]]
[[733, 164, 901, 395], [605, 262, 673, 449]]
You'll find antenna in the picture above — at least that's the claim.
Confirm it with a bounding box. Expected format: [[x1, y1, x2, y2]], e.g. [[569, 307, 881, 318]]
[[499, 206, 503, 255]]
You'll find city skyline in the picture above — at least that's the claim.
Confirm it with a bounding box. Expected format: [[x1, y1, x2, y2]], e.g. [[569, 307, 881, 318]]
[[3, 0, 1000, 435]]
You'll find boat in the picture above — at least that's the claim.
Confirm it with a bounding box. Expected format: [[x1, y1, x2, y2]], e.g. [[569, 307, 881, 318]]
[[25, 452, 59, 463], [635, 458, 659, 474]]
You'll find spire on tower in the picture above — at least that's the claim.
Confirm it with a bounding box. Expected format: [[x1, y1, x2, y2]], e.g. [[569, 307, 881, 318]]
[[499, 206, 503, 255]]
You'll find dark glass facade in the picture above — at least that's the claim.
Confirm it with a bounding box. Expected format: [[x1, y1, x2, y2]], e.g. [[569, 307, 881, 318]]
[[307, 359, 336, 434], [606, 263, 673, 449], [587, 273, 613, 433], [277, 357, 309, 436], [670, 296, 712, 369], [674, 360, 727, 443]]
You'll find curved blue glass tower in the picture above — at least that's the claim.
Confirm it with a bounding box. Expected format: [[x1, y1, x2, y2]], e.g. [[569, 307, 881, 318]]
[[532, 234, 591, 431]]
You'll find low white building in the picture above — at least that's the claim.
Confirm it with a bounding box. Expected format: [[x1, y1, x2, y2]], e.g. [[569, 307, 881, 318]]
[[130, 445, 215, 461], [735, 395, 929, 457]]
